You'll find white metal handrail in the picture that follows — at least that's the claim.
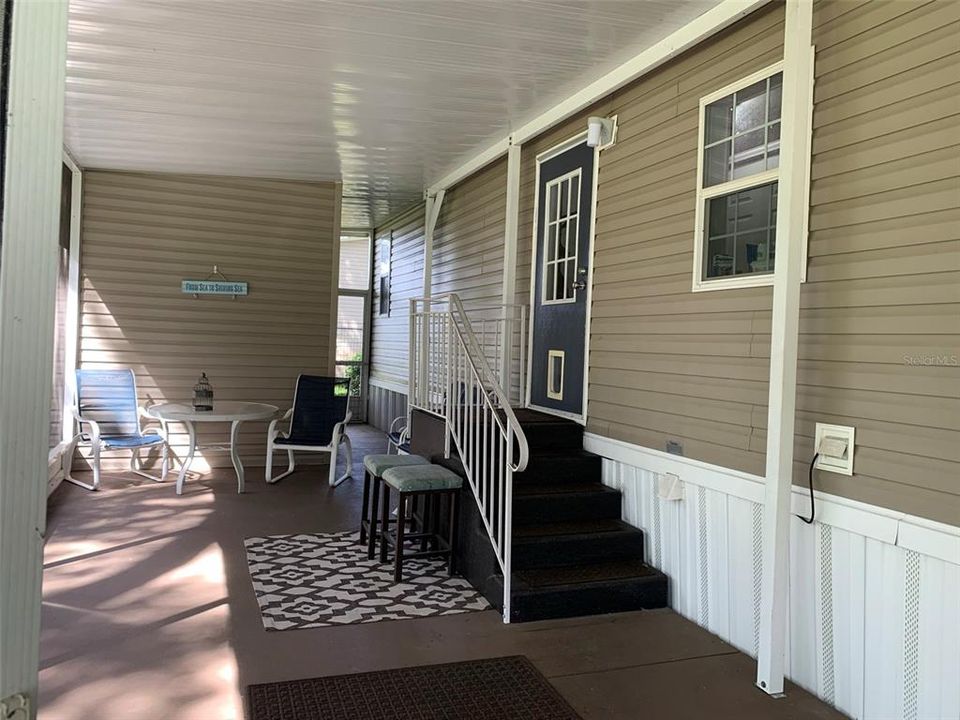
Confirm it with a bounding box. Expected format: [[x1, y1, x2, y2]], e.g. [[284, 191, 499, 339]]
[[409, 293, 529, 622]]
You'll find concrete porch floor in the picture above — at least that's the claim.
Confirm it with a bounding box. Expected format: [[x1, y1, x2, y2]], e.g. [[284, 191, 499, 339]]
[[39, 424, 844, 720]]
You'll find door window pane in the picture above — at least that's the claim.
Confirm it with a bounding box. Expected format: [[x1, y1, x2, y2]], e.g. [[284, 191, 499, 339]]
[[542, 169, 583, 303]]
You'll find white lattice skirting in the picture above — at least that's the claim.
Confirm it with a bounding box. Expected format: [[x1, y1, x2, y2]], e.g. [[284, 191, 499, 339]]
[[585, 433, 960, 720]]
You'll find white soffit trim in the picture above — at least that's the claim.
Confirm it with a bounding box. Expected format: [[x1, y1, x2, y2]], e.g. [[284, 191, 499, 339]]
[[583, 433, 960, 567], [426, 0, 771, 195]]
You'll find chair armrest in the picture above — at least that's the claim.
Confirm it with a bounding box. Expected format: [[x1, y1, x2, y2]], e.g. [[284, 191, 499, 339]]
[[72, 407, 101, 442], [267, 408, 293, 441], [331, 415, 351, 445], [138, 405, 168, 439]]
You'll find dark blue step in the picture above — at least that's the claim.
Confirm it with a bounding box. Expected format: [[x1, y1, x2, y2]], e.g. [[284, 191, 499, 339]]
[[512, 408, 583, 452], [516, 450, 602, 484], [509, 559, 669, 622], [512, 519, 645, 570], [512, 482, 622, 523]]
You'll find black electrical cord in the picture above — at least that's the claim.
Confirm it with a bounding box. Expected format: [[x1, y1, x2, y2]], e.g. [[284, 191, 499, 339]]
[[796, 453, 818, 524]]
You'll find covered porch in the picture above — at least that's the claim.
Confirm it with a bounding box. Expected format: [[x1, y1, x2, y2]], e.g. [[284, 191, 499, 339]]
[[1, 0, 957, 719], [41, 426, 840, 720]]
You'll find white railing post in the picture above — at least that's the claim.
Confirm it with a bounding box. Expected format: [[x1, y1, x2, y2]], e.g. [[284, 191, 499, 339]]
[[407, 292, 528, 625]]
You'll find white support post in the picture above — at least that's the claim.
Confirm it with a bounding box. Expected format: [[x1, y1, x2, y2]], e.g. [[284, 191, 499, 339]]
[[0, 0, 69, 713], [328, 182, 343, 376], [500, 143, 521, 399], [61, 149, 82, 445], [419, 190, 445, 407], [756, 0, 814, 697]]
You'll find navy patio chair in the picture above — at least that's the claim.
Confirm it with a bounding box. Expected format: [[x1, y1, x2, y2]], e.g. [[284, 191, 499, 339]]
[[265, 375, 353, 486], [65, 368, 169, 491]]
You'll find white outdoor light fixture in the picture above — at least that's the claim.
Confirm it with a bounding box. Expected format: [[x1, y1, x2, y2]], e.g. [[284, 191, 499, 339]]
[[586, 116, 616, 148]]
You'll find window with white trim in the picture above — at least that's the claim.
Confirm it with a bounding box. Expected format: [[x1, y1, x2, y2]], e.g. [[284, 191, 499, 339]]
[[542, 169, 581, 304], [694, 65, 784, 291]]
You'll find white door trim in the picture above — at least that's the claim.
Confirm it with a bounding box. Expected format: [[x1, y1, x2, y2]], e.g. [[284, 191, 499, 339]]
[[525, 130, 602, 425]]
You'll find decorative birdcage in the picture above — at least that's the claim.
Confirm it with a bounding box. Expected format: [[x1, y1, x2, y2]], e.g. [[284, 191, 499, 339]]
[[193, 372, 214, 411]]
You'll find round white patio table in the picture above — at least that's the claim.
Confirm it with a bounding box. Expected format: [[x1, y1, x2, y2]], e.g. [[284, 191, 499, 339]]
[[145, 402, 278, 495]]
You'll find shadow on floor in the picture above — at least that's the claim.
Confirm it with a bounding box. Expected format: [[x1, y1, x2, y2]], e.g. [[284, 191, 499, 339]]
[[39, 424, 844, 720]]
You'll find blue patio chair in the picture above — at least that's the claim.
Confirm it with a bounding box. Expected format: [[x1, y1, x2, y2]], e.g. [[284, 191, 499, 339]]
[[65, 368, 169, 491], [265, 375, 353, 487]]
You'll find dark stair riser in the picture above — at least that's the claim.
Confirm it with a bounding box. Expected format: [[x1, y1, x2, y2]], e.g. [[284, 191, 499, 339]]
[[518, 423, 584, 453], [509, 572, 669, 622], [516, 451, 602, 484], [513, 486, 622, 524], [512, 527, 645, 570]]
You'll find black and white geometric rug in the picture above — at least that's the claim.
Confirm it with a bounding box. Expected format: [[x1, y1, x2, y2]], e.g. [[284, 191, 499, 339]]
[[244, 531, 490, 631]]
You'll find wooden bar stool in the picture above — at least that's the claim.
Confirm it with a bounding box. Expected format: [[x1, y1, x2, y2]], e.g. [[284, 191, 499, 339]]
[[360, 454, 429, 559], [379, 465, 463, 582]]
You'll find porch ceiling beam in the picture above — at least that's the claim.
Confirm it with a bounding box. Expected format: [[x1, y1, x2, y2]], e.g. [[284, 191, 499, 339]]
[[756, 0, 815, 697], [425, 0, 770, 196]]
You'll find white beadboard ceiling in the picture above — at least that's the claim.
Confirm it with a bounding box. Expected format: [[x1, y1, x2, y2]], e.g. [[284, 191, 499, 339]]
[[65, 0, 724, 227]]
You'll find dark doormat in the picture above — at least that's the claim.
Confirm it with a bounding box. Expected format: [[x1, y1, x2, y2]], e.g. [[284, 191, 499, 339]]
[[247, 655, 583, 720]]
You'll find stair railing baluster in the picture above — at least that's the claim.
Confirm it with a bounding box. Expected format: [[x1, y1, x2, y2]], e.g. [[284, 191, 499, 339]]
[[408, 293, 528, 623]]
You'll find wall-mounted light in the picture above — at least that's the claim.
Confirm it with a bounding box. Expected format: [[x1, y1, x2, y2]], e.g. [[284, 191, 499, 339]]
[[586, 116, 617, 148]]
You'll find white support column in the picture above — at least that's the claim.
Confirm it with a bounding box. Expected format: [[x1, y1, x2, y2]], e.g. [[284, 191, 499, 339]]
[[422, 187, 445, 298], [500, 143, 521, 396], [756, 0, 814, 697], [419, 190, 445, 405], [328, 182, 343, 375], [61, 149, 82, 445], [0, 0, 69, 714]]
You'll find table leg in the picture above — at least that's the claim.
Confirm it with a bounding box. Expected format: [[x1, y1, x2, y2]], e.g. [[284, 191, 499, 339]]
[[176, 420, 196, 495], [230, 420, 244, 493]]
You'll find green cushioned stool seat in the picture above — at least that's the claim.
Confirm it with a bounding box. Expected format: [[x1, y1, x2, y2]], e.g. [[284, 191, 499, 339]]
[[363, 453, 428, 477], [382, 464, 464, 493]]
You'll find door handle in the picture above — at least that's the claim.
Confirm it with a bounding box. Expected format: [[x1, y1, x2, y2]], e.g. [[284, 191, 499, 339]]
[[572, 267, 587, 291]]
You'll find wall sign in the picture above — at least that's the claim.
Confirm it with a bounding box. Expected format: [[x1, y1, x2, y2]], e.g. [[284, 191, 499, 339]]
[[181, 280, 248, 296]]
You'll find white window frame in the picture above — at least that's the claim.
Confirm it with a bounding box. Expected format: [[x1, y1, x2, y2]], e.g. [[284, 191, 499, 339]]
[[540, 167, 582, 306], [692, 60, 810, 292]]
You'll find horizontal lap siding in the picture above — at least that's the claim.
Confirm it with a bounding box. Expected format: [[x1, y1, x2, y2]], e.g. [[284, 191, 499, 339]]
[[792, 0, 960, 524], [79, 171, 338, 469], [570, 3, 785, 476], [371, 204, 425, 387], [514, 0, 958, 524], [433, 158, 508, 307]]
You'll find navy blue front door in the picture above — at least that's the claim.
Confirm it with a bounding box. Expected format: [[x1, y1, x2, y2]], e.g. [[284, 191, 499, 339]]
[[529, 140, 594, 418]]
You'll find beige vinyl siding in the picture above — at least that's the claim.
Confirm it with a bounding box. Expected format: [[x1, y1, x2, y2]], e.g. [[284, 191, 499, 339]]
[[78, 170, 339, 469], [432, 158, 508, 306], [515, 3, 787, 474], [513, 0, 959, 524], [779, 0, 960, 523], [370, 203, 425, 387]]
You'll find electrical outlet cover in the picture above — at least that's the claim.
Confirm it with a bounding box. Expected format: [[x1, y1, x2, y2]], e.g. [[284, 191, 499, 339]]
[[814, 422, 855, 476]]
